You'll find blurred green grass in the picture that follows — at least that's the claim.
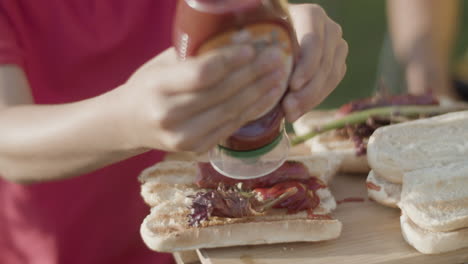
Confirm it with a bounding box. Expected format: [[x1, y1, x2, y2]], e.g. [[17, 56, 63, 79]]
[[289, 0, 468, 109]]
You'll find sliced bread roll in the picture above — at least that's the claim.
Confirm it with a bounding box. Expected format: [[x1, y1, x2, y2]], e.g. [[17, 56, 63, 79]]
[[139, 156, 343, 252], [141, 192, 342, 252], [400, 214, 468, 254], [367, 111, 468, 184], [399, 162, 468, 232]]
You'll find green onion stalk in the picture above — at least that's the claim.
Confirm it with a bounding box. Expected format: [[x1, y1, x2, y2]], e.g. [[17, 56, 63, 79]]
[[291, 104, 468, 146]]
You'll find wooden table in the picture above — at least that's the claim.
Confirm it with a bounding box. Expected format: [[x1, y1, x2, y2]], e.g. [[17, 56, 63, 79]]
[[165, 151, 468, 264]]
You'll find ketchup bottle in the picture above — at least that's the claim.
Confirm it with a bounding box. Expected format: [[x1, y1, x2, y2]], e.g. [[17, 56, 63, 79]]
[[173, 0, 299, 179]]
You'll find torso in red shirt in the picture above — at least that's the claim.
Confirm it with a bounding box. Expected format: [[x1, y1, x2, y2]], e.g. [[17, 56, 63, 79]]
[[0, 1, 176, 263]]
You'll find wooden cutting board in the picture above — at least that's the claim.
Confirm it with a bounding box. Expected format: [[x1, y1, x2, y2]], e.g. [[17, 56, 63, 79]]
[[165, 149, 468, 264]]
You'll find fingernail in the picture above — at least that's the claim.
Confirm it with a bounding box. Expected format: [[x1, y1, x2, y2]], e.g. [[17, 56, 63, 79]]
[[261, 48, 283, 66], [292, 76, 306, 90], [285, 97, 302, 122], [285, 96, 298, 110], [270, 48, 283, 63], [239, 45, 255, 60]]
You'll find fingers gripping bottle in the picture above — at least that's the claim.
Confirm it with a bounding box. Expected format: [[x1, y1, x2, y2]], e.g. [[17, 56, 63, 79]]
[[173, 0, 299, 179]]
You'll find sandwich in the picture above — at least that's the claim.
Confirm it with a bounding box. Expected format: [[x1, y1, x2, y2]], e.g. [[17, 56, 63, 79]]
[[293, 109, 370, 174], [400, 163, 468, 254], [364, 111, 468, 254], [293, 93, 468, 174], [366, 110, 468, 207], [366, 170, 401, 208], [138, 155, 343, 252]]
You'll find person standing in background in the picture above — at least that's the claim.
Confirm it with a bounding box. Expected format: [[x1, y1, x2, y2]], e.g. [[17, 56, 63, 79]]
[[386, 0, 460, 100], [0, 1, 348, 264]]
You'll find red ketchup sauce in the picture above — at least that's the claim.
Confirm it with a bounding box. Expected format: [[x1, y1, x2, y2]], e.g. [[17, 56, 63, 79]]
[[366, 181, 382, 191], [254, 181, 321, 213], [336, 197, 365, 205], [307, 213, 333, 220], [196, 161, 327, 214], [173, 0, 299, 151]]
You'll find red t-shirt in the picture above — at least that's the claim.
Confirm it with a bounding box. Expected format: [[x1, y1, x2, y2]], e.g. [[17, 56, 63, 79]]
[[0, 1, 176, 264]]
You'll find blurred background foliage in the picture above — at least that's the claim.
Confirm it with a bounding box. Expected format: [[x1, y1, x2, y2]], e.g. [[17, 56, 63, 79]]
[[289, 0, 468, 109]]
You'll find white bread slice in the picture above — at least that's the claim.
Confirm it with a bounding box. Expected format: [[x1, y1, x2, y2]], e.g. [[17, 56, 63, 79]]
[[366, 170, 401, 208], [400, 213, 468, 254], [399, 162, 468, 232], [293, 110, 370, 174], [367, 111, 468, 184], [139, 158, 342, 252]]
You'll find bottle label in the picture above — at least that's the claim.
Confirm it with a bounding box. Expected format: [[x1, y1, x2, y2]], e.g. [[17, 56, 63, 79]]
[[197, 23, 294, 120]]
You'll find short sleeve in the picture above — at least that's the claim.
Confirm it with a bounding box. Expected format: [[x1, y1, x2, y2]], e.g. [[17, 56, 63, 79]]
[[0, 6, 25, 67]]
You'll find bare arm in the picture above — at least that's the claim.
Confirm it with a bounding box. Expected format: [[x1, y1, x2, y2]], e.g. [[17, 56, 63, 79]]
[[0, 66, 146, 184], [0, 3, 348, 184], [0, 45, 289, 184], [387, 0, 459, 98]]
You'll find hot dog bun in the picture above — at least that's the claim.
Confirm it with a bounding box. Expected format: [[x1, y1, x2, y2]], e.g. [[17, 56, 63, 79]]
[[139, 156, 343, 252], [367, 111, 468, 184], [365, 111, 468, 254], [399, 162, 468, 233], [400, 213, 468, 254]]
